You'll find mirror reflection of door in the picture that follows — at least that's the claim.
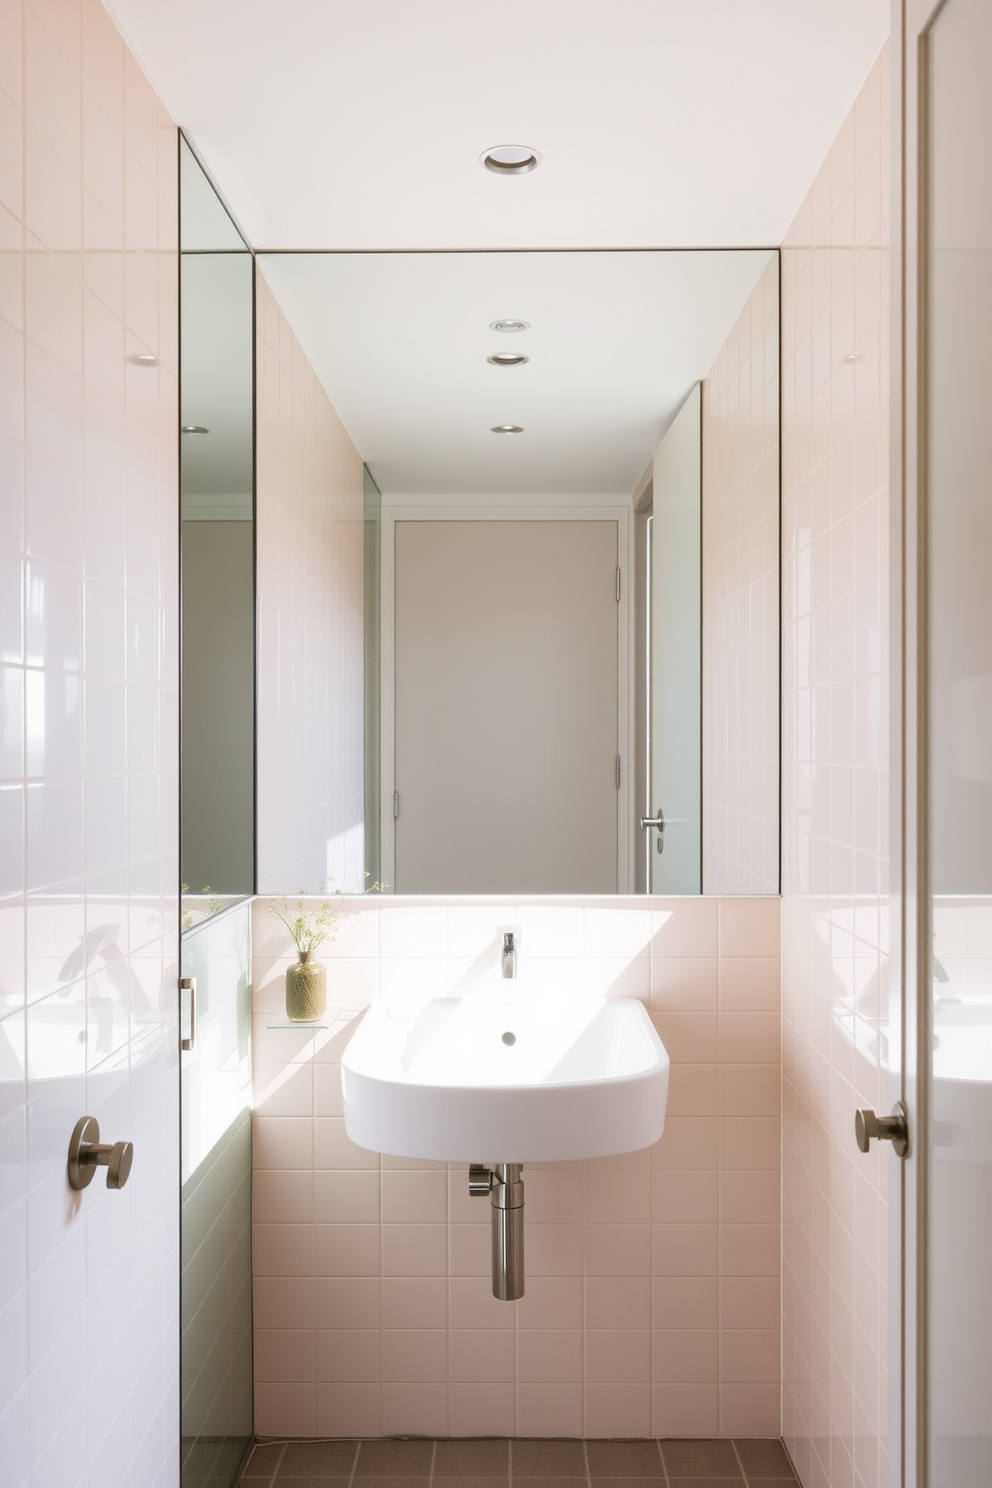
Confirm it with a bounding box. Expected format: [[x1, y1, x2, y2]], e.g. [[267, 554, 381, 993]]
[[393, 520, 619, 893], [645, 386, 703, 893]]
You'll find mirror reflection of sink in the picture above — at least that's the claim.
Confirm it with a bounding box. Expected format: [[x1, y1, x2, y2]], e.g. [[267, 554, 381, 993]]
[[341, 989, 670, 1163]]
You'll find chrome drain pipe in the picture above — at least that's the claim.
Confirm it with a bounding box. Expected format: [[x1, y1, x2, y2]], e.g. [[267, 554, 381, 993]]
[[469, 1163, 525, 1300]]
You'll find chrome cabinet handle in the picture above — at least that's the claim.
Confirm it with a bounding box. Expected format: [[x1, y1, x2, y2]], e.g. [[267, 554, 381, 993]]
[[180, 975, 197, 1051], [855, 1100, 909, 1159], [67, 1116, 134, 1191]]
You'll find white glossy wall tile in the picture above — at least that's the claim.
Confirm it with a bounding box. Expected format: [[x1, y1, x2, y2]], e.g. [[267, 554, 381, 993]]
[[780, 44, 890, 1488], [254, 269, 365, 899], [251, 894, 781, 1440], [0, 2, 180, 1484]]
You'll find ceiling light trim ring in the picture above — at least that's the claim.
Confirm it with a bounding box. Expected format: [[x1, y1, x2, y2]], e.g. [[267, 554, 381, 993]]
[[480, 145, 542, 175]]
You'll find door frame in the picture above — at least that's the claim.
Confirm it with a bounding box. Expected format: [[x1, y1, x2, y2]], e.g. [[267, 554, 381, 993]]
[[380, 503, 631, 894], [892, 4, 951, 1485]]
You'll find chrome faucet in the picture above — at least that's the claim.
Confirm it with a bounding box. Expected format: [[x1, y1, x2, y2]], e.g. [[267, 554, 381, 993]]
[[501, 930, 517, 980]]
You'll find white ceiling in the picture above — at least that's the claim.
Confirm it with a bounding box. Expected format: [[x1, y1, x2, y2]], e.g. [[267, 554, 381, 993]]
[[109, 0, 888, 251], [110, 0, 890, 499], [257, 249, 774, 498]]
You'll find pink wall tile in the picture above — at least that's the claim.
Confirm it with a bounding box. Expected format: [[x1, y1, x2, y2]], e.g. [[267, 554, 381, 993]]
[[253, 892, 782, 1440], [702, 260, 781, 896], [254, 267, 364, 897], [383, 1382, 448, 1437], [516, 1382, 583, 1438], [254, 1277, 315, 1332], [584, 1382, 650, 1437], [652, 1382, 720, 1437]]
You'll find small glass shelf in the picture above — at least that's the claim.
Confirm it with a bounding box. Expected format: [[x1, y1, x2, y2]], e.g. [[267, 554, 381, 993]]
[[265, 1021, 330, 1030]]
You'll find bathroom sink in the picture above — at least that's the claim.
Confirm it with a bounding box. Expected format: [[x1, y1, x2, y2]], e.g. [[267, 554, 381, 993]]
[[340, 988, 670, 1162]]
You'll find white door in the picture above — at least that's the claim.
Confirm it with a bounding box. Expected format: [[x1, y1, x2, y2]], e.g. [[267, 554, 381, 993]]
[[393, 520, 619, 893]]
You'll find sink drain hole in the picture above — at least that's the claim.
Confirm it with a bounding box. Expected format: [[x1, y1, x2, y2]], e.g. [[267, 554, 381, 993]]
[[501, 1031, 516, 1046]]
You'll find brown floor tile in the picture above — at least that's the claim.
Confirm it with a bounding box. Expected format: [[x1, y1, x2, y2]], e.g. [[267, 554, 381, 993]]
[[733, 1442, 796, 1480], [508, 1479, 588, 1488], [741, 1481, 799, 1488], [587, 1442, 665, 1478], [435, 1440, 510, 1476], [588, 1478, 665, 1488], [511, 1441, 587, 1477], [356, 1442, 434, 1477], [668, 1480, 746, 1488], [661, 1441, 743, 1479], [277, 1480, 352, 1488], [242, 1443, 286, 1479], [350, 1479, 431, 1488], [436, 1477, 510, 1488], [280, 1442, 360, 1476]]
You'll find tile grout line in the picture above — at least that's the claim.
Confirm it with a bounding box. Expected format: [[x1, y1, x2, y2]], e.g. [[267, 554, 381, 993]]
[[582, 1437, 591, 1488], [655, 1435, 670, 1487], [347, 1437, 360, 1488], [730, 1437, 748, 1486]]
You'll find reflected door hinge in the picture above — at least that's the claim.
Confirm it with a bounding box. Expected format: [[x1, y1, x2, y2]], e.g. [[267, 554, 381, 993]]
[[616, 567, 621, 602], [615, 755, 621, 790], [393, 790, 400, 819]]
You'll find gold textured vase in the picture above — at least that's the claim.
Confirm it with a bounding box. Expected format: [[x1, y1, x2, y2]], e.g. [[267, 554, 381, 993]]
[[285, 951, 327, 1021]]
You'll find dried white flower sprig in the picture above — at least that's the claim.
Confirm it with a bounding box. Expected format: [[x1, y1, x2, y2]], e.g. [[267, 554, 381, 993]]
[[268, 877, 384, 954]]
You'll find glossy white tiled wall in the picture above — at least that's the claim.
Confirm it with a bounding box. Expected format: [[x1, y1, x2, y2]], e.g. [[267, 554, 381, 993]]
[[702, 257, 780, 896], [255, 267, 365, 898], [0, 1, 180, 1484], [251, 895, 781, 1441], [780, 45, 891, 1488]]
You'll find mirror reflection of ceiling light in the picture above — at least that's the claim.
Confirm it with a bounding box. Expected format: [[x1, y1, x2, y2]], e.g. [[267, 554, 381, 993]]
[[487, 353, 529, 367], [490, 319, 530, 333], [126, 353, 158, 367], [181, 425, 210, 435], [491, 424, 524, 434], [480, 145, 541, 175]]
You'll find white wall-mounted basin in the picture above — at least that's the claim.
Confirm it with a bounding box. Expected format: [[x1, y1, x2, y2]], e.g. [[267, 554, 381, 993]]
[[341, 988, 670, 1163]]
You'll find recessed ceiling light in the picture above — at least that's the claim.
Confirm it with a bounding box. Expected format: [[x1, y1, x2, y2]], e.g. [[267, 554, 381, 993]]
[[490, 319, 530, 334], [487, 353, 529, 367], [491, 424, 524, 434], [480, 145, 541, 175], [126, 353, 158, 367], [181, 425, 210, 435]]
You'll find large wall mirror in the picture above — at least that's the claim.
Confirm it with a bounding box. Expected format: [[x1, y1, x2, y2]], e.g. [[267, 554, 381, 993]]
[[254, 249, 780, 897], [179, 139, 255, 901], [177, 159, 780, 897]]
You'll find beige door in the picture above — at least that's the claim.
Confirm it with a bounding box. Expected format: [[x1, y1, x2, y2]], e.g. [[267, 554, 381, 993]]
[[394, 520, 619, 892]]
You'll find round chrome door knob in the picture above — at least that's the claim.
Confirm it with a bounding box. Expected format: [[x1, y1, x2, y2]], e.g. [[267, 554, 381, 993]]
[[67, 1116, 134, 1191], [855, 1100, 909, 1160]]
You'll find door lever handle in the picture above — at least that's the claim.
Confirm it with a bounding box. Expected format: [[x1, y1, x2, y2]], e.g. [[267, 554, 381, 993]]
[[640, 806, 665, 854]]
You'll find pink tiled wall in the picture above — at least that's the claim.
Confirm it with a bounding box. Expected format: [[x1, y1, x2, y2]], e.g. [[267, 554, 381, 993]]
[[255, 266, 365, 897], [780, 45, 891, 1488], [251, 895, 781, 1440], [0, 2, 181, 1484], [702, 257, 781, 896]]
